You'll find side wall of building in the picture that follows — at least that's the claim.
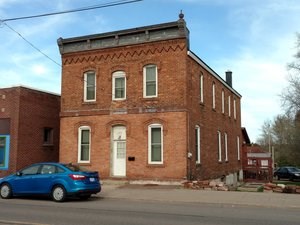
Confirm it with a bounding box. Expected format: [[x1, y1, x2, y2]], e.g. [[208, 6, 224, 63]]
[[0, 87, 60, 176], [186, 56, 242, 181]]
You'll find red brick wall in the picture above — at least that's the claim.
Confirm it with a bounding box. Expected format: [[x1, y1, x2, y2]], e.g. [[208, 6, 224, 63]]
[[60, 37, 242, 181], [60, 112, 188, 180], [186, 57, 242, 180], [0, 87, 60, 176]]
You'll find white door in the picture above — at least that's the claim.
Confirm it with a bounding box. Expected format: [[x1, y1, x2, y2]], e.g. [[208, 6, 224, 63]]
[[112, 126, 126, 177]]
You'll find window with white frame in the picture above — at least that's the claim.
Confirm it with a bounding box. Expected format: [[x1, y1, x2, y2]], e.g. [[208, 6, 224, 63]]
[[237, 136, 240, 161], [217, 131, 222, 162], [148, 124, 163, 164], [228, 95, 231, 117], [221, 90, 225, 114], [195, 125, 201, 164], [143, 65, 157, 98], [78, 126, 91, 163], [233, 98, 237, 119], [199, 73, 204, 103], [224, 132, 228, 161], [84, 71, 96, 102], [212, 83, 216, 109], [112, 71, 126, 100], [0, 135, 10, 169]]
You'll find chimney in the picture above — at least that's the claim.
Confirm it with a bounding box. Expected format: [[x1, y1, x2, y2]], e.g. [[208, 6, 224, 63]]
[[225, 70, 232, 87]]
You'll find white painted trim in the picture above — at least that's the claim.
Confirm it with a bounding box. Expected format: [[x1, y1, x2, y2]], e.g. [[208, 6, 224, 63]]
[[148, 124, 163, 164], [112, 71, 126, 100], [187, 51, 242, 98]]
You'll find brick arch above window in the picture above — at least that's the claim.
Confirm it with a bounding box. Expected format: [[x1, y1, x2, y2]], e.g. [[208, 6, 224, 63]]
[[138, 60, 161, 73], [74, 121, 95, 135], [143, 118, 168, 135], [109, 66, 130, 81], [105, 120, 130, 137]]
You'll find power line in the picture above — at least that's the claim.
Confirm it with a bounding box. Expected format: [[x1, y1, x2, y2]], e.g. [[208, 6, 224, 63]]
[[0, 0, 143, 67], [1, 0, 142, 22], [3, 22, 61, 66]]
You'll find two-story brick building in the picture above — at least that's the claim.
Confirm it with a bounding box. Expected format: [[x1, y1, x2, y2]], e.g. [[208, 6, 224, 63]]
[[57, 13, 242, 182], [0, 86, 60, 177]]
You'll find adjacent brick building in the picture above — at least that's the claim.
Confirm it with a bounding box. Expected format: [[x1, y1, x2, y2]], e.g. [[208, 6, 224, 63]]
[[57, 13, 243, 182], [0, 86, 60, 177]]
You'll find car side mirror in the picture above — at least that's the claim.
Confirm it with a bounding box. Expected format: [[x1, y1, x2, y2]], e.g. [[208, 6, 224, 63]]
[[16, 172, 22, 176]]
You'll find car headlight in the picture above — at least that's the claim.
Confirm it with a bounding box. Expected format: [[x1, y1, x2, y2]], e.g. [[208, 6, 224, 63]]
[[294, 173, 300, 176]]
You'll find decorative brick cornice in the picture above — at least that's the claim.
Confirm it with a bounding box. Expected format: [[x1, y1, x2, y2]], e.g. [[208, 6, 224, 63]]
[[62, 44, 186, 65]]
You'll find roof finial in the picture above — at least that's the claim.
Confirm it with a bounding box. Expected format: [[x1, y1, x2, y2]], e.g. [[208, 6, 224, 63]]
[[179, 10, 184, 19]]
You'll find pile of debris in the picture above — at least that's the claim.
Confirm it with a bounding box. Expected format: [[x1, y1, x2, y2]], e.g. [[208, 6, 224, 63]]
[[183, 180, 229, 191], [263, 182, 300, 194]]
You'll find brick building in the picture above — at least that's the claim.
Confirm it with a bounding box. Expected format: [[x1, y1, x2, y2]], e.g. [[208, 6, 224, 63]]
[[0, 86, 60, 177], [241, 128, 273, 182], [57, 14, 242, 182]]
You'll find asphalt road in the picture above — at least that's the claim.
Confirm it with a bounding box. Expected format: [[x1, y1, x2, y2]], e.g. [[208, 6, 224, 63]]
[[0, 196, 299, 225]]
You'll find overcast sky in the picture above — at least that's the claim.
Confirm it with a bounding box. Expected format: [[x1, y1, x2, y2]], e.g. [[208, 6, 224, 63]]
[[0, 0, 299, 141]]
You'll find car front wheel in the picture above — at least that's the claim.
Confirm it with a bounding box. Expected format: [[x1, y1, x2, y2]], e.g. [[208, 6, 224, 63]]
[[0, 183, 13, 199], [52, 185, 66, 202]]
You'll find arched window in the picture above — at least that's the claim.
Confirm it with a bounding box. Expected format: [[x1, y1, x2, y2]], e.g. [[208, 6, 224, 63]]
[[199, 73, 204, 103], [78, 126, 91, 163], [143, 65, 158, 98], [148, 124, 163, 164], [112, 71, 126, 100], [195, 125, 201, 164], [84, 71, 96, 102]]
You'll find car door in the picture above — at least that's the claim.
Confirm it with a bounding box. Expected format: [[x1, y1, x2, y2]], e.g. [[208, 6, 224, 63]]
[[12, 165, 41, 194], [34, 164, 59, 194]]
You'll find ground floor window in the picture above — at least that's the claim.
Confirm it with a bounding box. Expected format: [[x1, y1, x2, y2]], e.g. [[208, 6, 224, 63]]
[[78, 126, 91, 163], [148, 124, 163, 164], [0, 135, 10, 170]]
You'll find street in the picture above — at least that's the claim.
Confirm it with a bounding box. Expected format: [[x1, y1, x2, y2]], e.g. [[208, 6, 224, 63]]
[[0, 196, 299, 225]]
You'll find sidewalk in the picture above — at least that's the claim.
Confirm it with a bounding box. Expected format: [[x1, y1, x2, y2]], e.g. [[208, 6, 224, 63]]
[[98, 183, 300, 208]]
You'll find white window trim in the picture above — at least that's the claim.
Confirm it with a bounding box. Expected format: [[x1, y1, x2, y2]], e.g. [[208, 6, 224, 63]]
[[221, 90, 225, 114], [112, 71, 126, 100], [195, 125, 201, 164], [78, 126, 91, 163], [148, 124, 163, 164], [200, 73, 204, 103], [143, 65, 158, 98], [218, 131, 222, 162], [84, 71, 96, 102], [224, 133, 228, 162], [233, 98, 237, 119], [228, 95, 231, 117], [212, 83, 216, 109], [237, 136, 240, 161]]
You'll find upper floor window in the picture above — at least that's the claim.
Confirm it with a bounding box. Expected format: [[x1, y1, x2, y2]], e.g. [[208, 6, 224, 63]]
[[148, 124, 163, 164], [112, 71, 126, 100], [212, 83, 216, 109], [195, 125, 201, 164], [199, 73, 204, 103], [228, 95, 231, 117], [221, 90, 225, 114], [143, 65, 157, 98], [78, 126, 91, 163], [84, 71, 96, 102], [233, 98, 237, 119]]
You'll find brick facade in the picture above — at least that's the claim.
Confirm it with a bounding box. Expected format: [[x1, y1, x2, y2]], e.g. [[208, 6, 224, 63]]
[[58, 15, 242, 181], [0, 86, 60, 177]]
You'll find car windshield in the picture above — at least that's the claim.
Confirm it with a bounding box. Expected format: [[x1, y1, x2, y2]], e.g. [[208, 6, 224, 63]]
[[63, 164, 90, 172], [287, 167, 300, 172]]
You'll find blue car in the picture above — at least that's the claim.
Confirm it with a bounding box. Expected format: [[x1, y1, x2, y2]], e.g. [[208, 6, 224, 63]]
[[0, 162, 101, 202]]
